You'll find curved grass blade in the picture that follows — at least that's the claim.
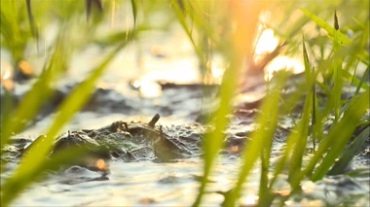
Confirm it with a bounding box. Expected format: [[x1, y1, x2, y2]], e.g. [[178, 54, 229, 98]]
[[0, 0, 28, 62], [328, 126, 370, 175], [300, 8, 350, 45], [11, 35, 133, 180], [300, 8, 369, 66], [289, 89, 369, 187], [288, 39, 314, 183], [223, 72, 288, 207], [355, 66, 369, 95], [1, 33, 70, 149], [332, 10, 343, 123], [310, 90, 369, 181], [192, 61, 240, 207], [193, 1, 266, 204], [1, 143, 105, 206], [170, 0, 207, 72], [1, 32, 135, 207], [25, 0, 39, 41], [130, 0, 137, 27]]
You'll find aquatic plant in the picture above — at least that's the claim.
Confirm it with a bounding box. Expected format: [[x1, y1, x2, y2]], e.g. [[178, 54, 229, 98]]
[[1, 0, 369, 206]]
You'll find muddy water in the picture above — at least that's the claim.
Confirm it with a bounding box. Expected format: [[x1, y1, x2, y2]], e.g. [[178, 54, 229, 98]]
[[2, 81, 369, 206], [1, 21, 369, 207]]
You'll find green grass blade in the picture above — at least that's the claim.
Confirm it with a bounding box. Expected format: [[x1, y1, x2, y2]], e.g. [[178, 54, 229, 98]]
[[130, 0, 137, 27], [1, 143, 104, 206], [11, 37, 131, 179], [355, 66, 369, 95], [223, 72, 288, 206], [300, 8, 350, 45], [310, 90, 369, 181], [287, 90, 369, 191], [25, 0, 39, 41], [301, 8, 369, 67], [170, 0, 207, 73], [270, 39, 314, 187], [192, 61, 240, 206], [1, 34, 69, 149], [257, 148, 271, 206], [0, 0, 30, 62], [1, 33, 134, 206], [328, 126, 370, 175], [332, 10, 343, 123], [302, 90, 369, 181], [288, 39, 313, 183], [344, 69, 369, 91]]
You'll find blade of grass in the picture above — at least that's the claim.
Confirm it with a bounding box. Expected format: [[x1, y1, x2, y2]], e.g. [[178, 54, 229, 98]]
[[288, 90, 369, 189], [269, 42, 315, 190], [332, 10, 343, 123], [310, 90, 369, 181], [223, 72, 288, 207], [194, 1, 266, 205], [355, 66, 369, 95], [192, 60, 239, 207], [1, 33, 70, 149], [301, 36, 318, 148], [1, 32, 135, 206], [300, 8, 350, 45], [1, 143, 105, 206], [301, 8, 369, 66], [25, 0, 39, 41], [257, 146, 271, 206], [0, 0, 31, 64], [130, 0, 137, 27], [328, 126, 370, 175], [170, 0, 208, 74], [9, 35, 132, 179], [288, 39, 313, 183]]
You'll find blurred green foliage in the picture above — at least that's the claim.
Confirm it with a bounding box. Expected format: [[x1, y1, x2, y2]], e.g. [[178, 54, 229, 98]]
[[1, 0, 369, 206]]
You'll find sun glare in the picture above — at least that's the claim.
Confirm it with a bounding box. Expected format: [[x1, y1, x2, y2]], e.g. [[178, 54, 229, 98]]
[[254, 27, 304, 81], [254, 28, 279, 56], [264, 56, 304, 81]]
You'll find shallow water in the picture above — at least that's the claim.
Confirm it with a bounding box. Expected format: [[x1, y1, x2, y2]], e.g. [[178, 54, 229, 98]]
[[7, 155, 369, 206], [1, 16, 369, 207], [2, 76, 369, 206]]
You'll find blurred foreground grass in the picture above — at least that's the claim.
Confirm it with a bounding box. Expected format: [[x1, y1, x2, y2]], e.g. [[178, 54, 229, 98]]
[[1, 0, 369, 206]]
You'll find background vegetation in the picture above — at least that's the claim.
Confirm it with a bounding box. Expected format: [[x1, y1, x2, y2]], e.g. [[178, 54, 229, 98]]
[[1, 0, 369, 206]]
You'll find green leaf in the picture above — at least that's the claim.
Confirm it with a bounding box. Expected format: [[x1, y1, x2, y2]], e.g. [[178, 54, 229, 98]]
[[1, 34, 70, 149], [300, 8, 350, 45], [301, 90, 369, 181], [310, 90, 369, 180], [328, 126, 370, 175], [1, 32, 134, 207], [288, 39, 313, 183], [1, 143, 104, 206], [130, 0, 138, 26], [223, 72, 288, 207]]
